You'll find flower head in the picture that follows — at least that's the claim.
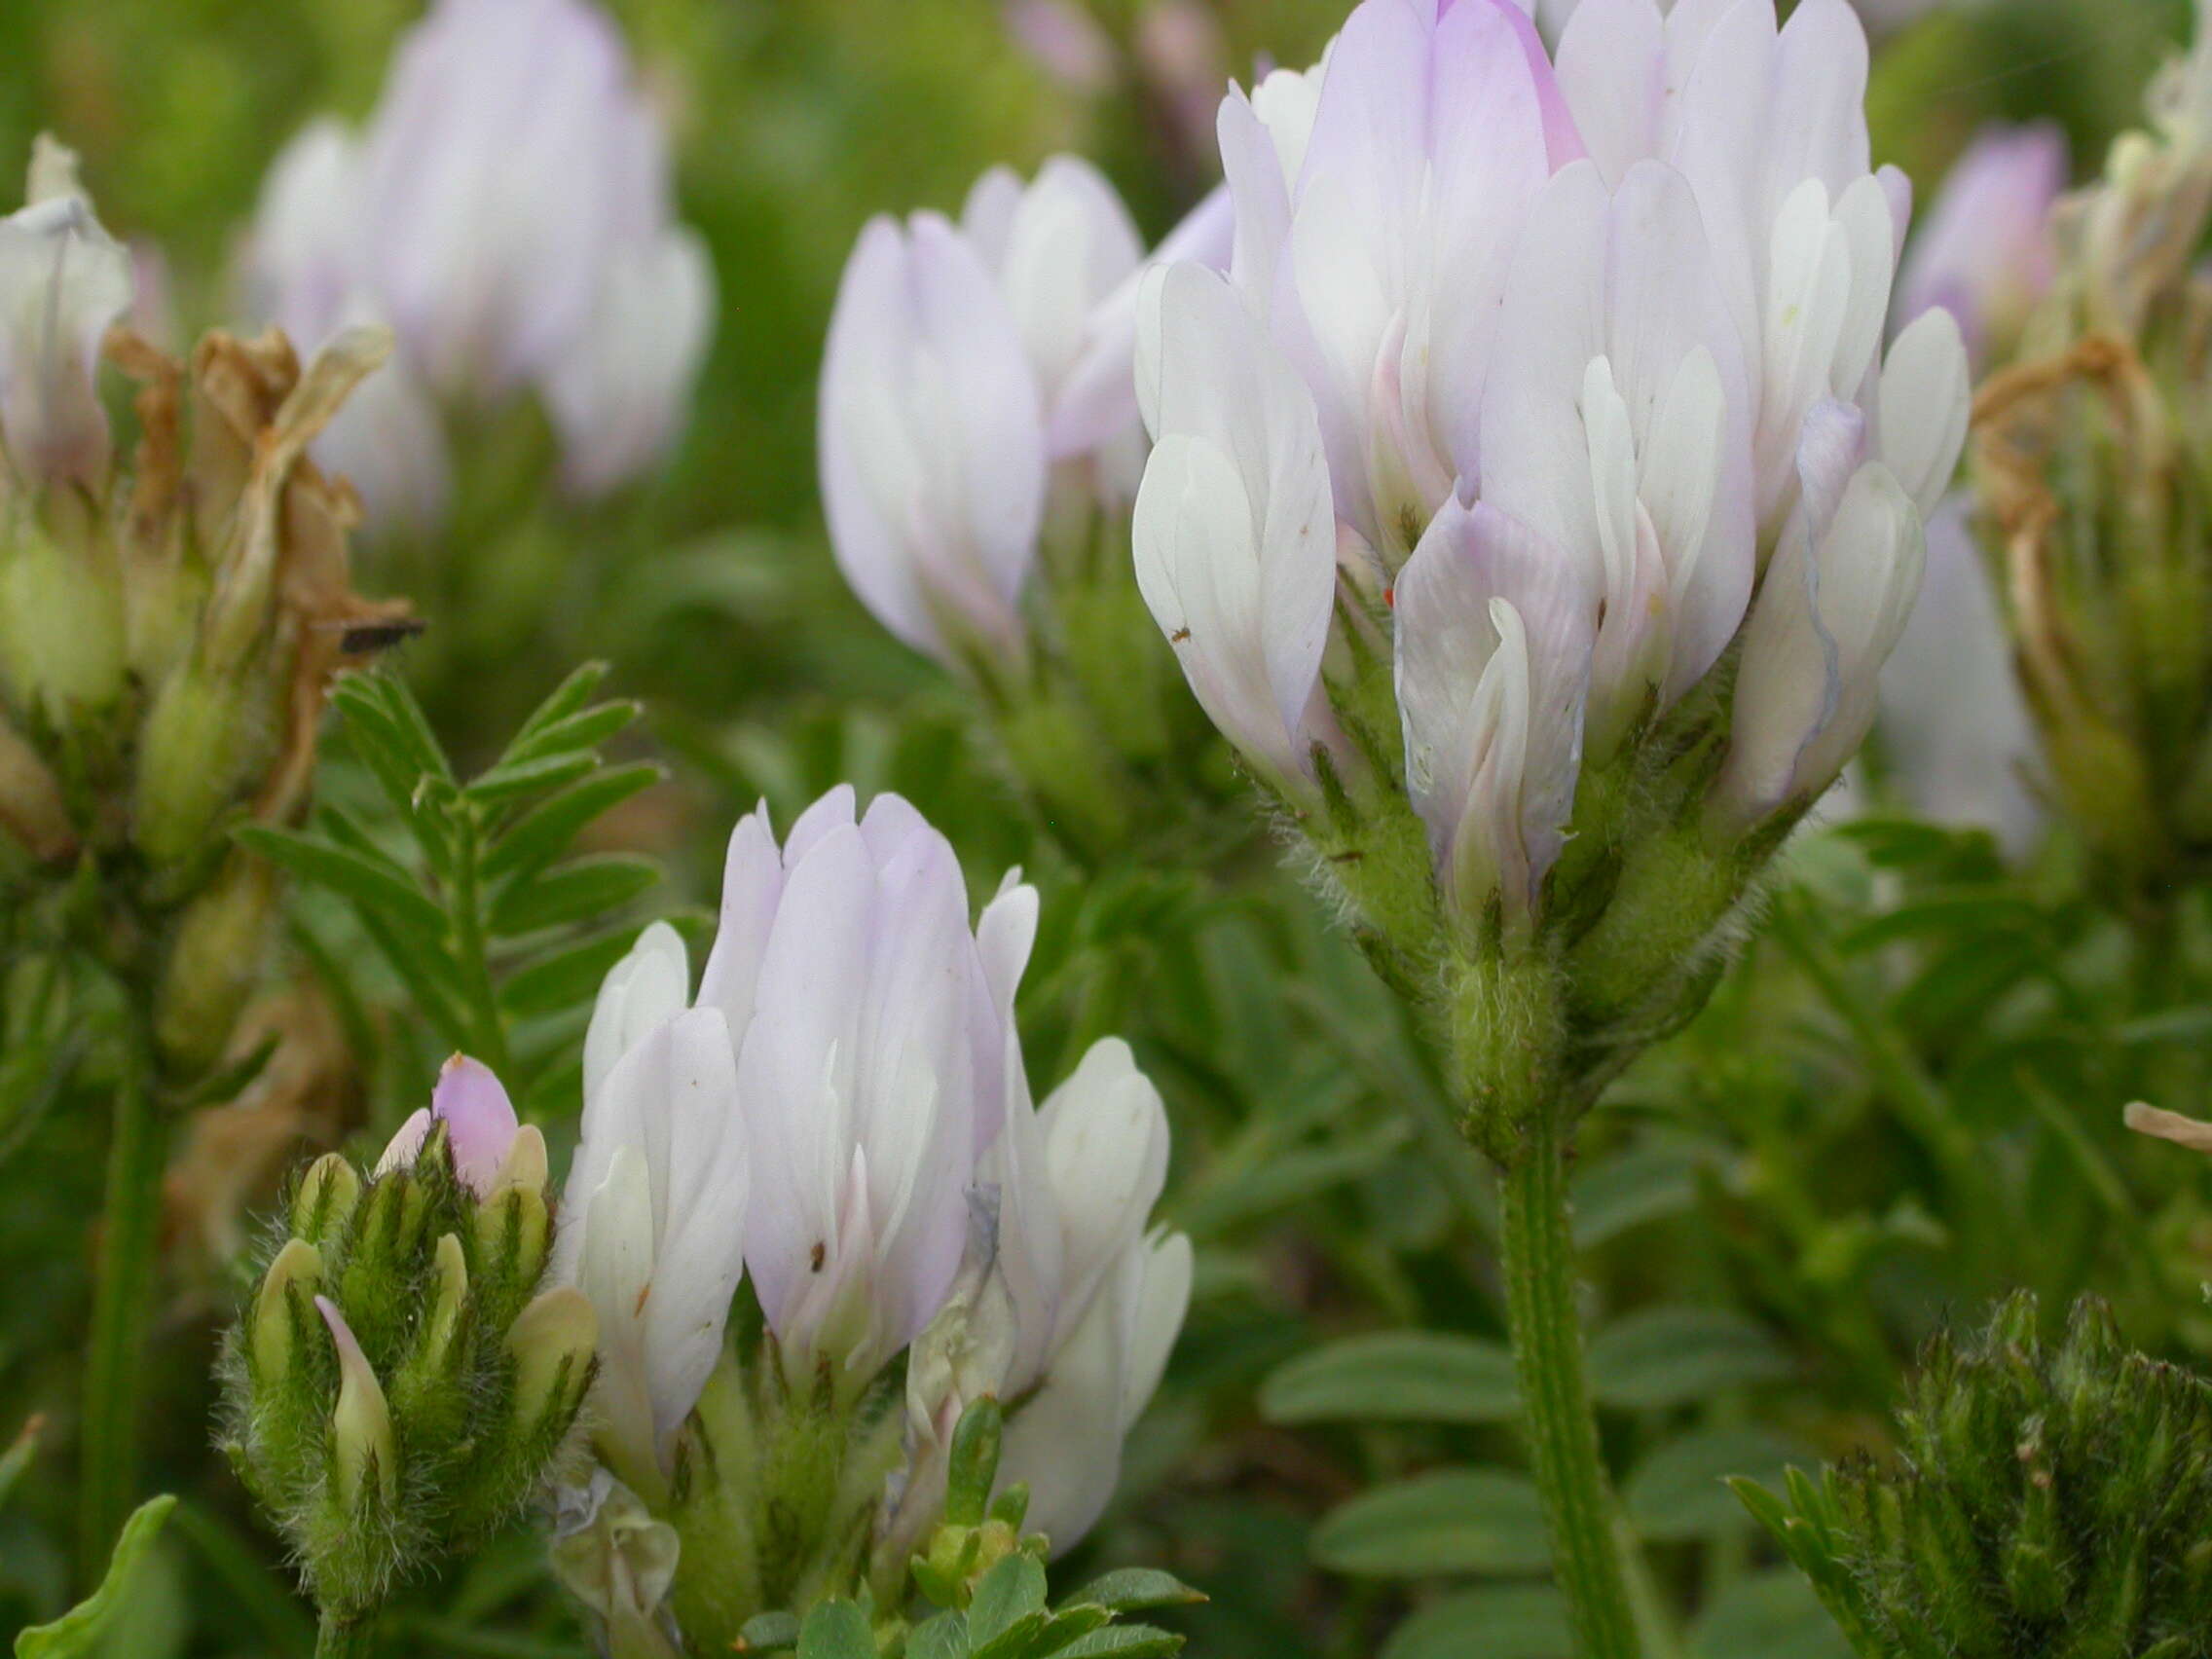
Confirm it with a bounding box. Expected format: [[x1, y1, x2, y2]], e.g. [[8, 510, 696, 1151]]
[[1135, 0, 1971, 940], [243, 0, 714, 525]]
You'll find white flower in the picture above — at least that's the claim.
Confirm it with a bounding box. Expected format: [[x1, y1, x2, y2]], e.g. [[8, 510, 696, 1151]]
[[905, 1037, 1190, 1554], [555, 923, 749, 1498], [0, 137, 131, 489], [818, 206, 1049, 671], [1394, 497, 1593, 930], [1131, 261, 1338, 797], [820, 155, 1233, 674]]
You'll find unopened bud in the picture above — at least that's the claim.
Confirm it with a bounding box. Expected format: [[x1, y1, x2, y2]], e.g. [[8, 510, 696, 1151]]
[[290, 1153, 360, 1247], [492, 1123, 549, 1196], [250, 1238, 321, 1393], [132, 663, 258, 867], [0, 532, 125, 723], [419, 1232, 469, 1380], [508, 1285, 598, 1432], [0, 708, 71, 862], [316, 1295, 395, 1512], [339, 1167, 432, 1323], [152, 857, 275, 1074], [476, 1182, 551, 1300]]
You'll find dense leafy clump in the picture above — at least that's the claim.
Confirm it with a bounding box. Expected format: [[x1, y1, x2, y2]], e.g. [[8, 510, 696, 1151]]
[[1742, 1294, 2212, 1659]]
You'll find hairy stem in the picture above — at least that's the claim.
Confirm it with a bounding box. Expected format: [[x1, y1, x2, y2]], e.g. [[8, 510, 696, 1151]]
[[76, 1050, 166, 1587], [315, 1609, 379, 1659], [1496, 1106, 1641, 1659]]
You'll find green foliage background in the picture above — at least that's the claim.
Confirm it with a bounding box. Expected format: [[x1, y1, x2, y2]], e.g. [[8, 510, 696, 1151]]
[[4, 1, 2212, 1656]]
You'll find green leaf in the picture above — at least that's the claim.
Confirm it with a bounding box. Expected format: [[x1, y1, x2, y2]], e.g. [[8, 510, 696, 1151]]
[[481, 761, 664, 880], [235, 825, 449, 939], [330, 677, 446, 836], [904, 1612, 968, 1659], [1588, 1307, 1791, 1410], [498, 925, 642, 1018], [739, 1611, 802, 1652], [1011, 1605, 1111, 1659], [1061, 1569, 1206, 1616], [968, 1554, 1050, 1649], [1570, 1140, 1713, 1250], [1691, 1568, 1854, 1659], [1838, 889, 2044, 955], [1045, 1627, 1183, 1659], [0, 1419, 38, 1512], [1624, 1427, 1801, 1541], [1310, 1468, 1551, 1578], [1261, 1334, 1517, 1425], [488, 854, 659, 936], [1381, 1584, 1571, 1659], [464, 750, 600, 807], [508, 662, 612, 753], [795, 1600, 875, 1659], [945, 1397, 1006, 1528], [333, 670, 450, 787], [16, 1493, 175, 1656], [499, 699, 641, 769]]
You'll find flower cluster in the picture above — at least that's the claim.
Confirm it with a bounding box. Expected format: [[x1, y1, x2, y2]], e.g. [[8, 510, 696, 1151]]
[[245, 0, 716, 531], [1969, 0, 2212, 906], [222, 1058, 597, 1625], [1125, 0, 1969, 1140], [548, 788, 1189, 1651], [0, 138, 405, 1077]]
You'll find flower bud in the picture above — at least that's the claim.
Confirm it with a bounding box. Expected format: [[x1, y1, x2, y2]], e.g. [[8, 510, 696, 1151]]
[[317, 1295, 396, 1513], [509, 1285, 600, 1432], [290, 1153, 361, 1247], [0, 707, 70, 862], [152, 856, 276, 1076], [249, 1238, 322, 1395], [417, 1232, 470, 1383], [223, 1056, 598, 1623], [0, 528, 127, 725], [0, 135, 132, 491], [131, 663, 259, 868]]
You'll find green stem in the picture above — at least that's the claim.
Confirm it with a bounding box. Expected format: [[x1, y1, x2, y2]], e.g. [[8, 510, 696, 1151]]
[[75, 1049, 166, 1587], [315, 1609, 378, 1659], [1497, 1107, 1641, 1659]]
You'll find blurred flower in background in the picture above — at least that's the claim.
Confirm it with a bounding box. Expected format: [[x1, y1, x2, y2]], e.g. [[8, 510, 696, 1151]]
[[1897, 121, 2069, 370], [1869, 122, 2068, 855], [1517, 0, 1954, 38], [1876, 498, 2044, 855], [242, 0, 716, 533]]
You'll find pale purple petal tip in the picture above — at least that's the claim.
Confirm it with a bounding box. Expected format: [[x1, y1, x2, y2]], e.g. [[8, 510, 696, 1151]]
[[431, 1054, 521, 1195], [314, 1294, 364, 1360]]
